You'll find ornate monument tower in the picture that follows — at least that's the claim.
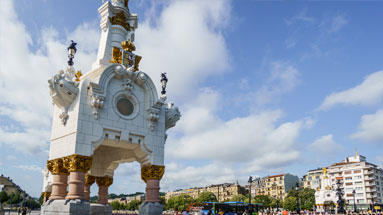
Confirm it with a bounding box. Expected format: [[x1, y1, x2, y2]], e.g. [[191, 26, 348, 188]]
[[41, 1, 180, 214]]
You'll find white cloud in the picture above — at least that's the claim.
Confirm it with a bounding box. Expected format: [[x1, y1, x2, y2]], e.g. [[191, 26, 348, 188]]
[[7, 155, 17, 161], [0, 0, 99, 154], [136, 0, 231, 101], [329, 14, 348, 34], [309, 134, 342, 154], [167, 90, 307, 167], [320, 71, 383, 110], [16, 164, 44, 172], [351, 109, 383, 143], [255, 61, 300, 106]]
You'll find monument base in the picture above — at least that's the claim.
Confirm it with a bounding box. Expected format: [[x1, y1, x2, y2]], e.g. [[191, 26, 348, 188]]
[[41, 199, 90, 215], [139, 202, 163, 215], [90, 203, 112, 215]]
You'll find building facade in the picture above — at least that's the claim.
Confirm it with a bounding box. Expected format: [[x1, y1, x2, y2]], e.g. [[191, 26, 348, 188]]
[[0, 175, 30, 199], [253, 173, 300, 200], [303, 168, 323, 190], [326, 153, 383, 210], [165, 182, 246, 202]]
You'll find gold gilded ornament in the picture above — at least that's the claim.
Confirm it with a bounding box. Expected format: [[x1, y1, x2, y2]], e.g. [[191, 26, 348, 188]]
[[141, 165, 165, 182], [85, 174, 96, 186], [42, 192, 51, 198], [63, 154, 92, 173], [46, 158, 68, 175], [109, 11, 133, 32], [110, 47, 123, 64], [75, 70, 82, 82], [120, 40, 142, 71], [96, 176, 113, 187]]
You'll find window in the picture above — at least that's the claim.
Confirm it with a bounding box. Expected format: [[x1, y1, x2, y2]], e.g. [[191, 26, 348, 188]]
[[345, 171, 352, 174], [356, 187, 363, 191], [345, 177, 352, 181], [345, 182, 353, 186], [355, 181, 362, 185], [308, 177, 312, 181], [346, 188, 353, 192], [354, 175, 362, 180], [356, 193, 364, 197], [116, 98, 134, 116], [354, 170, 361, 173], [316, 176, 320, 179]]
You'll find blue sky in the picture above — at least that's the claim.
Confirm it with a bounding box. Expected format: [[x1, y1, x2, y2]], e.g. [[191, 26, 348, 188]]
[[0, 0, 382, 198]]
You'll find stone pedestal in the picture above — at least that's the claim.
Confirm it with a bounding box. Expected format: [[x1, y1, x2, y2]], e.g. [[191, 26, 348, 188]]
[[90, 203, 113, 215], [41, 199, 90, 215], [139, 202, 163, 215]]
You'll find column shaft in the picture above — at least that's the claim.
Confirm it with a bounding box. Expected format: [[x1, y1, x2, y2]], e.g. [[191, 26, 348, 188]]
[[98, 186, 109, 204], [66, 171, 86, 200], [145, 179, 160, 202], [50, 174, 68, 200], [84, 185, 91, 201]]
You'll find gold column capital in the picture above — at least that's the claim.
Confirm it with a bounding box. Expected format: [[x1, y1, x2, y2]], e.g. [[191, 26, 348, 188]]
[[96, 176, 113, 187], [85, 174, 96, 186], [47, 158, 68, 175], [42, 192, 51, 198], [63, 154, 92, 173], [141, 165, 165, 182]]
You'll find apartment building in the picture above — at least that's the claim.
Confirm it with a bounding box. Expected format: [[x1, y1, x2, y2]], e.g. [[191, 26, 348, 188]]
[[326, 153, 383, 210], [165, 182, 246, 202], [254, 173, 299, 200], [0, 174, 30, 198], [303, 168, 323, 190]]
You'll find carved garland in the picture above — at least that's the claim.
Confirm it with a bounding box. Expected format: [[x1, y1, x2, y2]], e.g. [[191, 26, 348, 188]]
[[141, 165, 165, 182]]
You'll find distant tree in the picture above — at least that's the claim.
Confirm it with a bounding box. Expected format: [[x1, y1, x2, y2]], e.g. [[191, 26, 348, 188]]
[[160, 196, 167, 210], [7, 192, 22, 205], [229, 194, 247, 202], [110, 200, 122, 210], [298, 188, 315, 210], [283, 196, 297, 211], [253, 195, 272, 207], [126, 200, 141, 210], [90, 196, 98, 203], [108, 193, 118, 199], [0, 191, 9, 209], [167, 194, 194, 211], [286, 189, 298, 198], [38, 193, 44, 205], [197, 192, 217, 203]]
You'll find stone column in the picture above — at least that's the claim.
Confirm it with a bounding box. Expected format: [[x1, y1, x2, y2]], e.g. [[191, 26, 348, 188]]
[[141, 165, 165, 202], [46, 158, 69, 200], [85, 174, 96, 201], [63, 154, 93, 200], [96, 176, 114, 204], [41, 192, 51, 203]]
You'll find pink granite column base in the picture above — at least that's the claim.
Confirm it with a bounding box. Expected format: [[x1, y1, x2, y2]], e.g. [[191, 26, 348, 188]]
[[50, 174, 68, 200], [145, 179, 160, 202], [97, 186, 108, 204], [84, 185, 91, 201], [66, 171, 86, 200]]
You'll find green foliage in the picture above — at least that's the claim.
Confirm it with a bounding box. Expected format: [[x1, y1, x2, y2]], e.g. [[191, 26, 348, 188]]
[[253, 195, 272, 207], [110, 200, 123, 210], [197, 192, 217, 203], [0, 191, 9, 204], [90, 196, 98, 203], [7, 192, 22, 204], [298, 188, 315, 210], [167, 194, 194, 211], [126, 200, 141, 210], [38, 193, 44, 206], [283, 196, 297, 211], [229, 194, 247, 202], [108, 193, 118, 199], [25, 198, 40, 209]]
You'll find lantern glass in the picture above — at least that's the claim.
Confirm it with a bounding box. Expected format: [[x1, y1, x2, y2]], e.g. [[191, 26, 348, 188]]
[[68, 48, 76, 56]]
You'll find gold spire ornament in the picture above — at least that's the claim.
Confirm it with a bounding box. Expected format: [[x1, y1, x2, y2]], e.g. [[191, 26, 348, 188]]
[[109, 11, 133, 32], [110, 47, 123, 64], [75, 70, 82, 82], [110, 40, 142, 71]]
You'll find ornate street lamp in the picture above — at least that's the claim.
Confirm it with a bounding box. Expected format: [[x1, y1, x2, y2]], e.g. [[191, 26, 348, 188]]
[[336, 180, 345, 214], [295, 183, 300, 214], [352, 189, 357, 213], [248, 176, 253, 214], [67, 40, 77, 66], [160, 73, 168, 99]]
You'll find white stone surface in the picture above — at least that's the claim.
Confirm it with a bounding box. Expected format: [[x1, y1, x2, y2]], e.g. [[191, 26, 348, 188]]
[[41, 199, 90, 215]]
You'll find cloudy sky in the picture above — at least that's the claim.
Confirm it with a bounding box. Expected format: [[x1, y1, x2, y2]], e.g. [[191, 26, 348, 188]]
[[0, 0, 382, 198]]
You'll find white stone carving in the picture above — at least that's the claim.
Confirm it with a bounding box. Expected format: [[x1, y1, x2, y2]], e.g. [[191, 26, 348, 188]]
[[48, 67, 79, 125], [165, 102, 181, 130], [147, 103, 161, 131], [88, 82, 105, 120]]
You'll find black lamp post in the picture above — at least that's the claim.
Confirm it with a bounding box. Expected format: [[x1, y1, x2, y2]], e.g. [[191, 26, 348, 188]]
[[248, 176, 253, 214], [160, 73, 168, 96], [336, 180, 345, 214], [352, 189, 357, 213], [67, 40, 77, 66], [295, 183, 300, 214]]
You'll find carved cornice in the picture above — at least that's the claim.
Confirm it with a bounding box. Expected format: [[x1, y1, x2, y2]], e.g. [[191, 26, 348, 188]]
[[46, 158, 68, 175], [141, 165, 165, 182], [63, 154, 92, 173], [85, 174, 96, 186], [96, 176, 114, 187], [109, 11, 133, 32]]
